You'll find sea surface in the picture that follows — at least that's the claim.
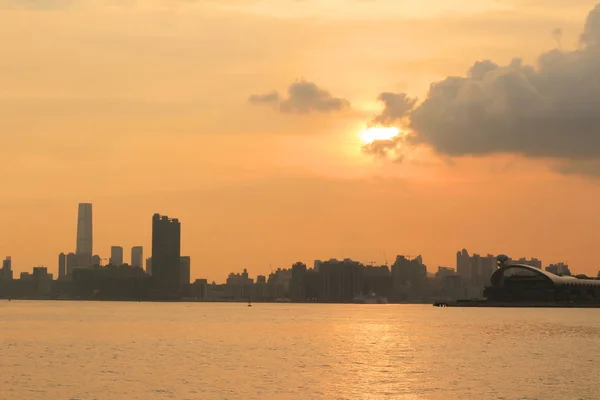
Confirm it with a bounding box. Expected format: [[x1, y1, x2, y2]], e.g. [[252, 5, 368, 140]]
[[1, 301, 599, 400]]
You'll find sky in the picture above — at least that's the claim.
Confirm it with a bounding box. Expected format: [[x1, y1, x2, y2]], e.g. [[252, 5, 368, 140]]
[[2, 0, 600, 281]]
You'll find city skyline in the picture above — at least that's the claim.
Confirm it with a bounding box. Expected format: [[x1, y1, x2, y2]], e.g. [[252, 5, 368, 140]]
[[0, 202, 592, 283], [4, 1, 600, 281], [2, 202, 598, 302]]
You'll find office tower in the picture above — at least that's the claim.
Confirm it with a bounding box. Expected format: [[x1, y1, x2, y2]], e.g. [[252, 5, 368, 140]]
[[1, 256, 13, 280], [92, 254, 101, 267], [180, 256, 191, 286], [110, 246, 124, 266], [76, 203, 93, 254], [58, 253, 66, 279], [151, 214, 181, 293], [146, 257, 152, 276], [66, 252, 77, 275], [131, 246, 143, 269]]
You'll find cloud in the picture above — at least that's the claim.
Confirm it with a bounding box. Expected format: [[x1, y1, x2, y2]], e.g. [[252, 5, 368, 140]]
[[370, 92, 416, 126], [361, 137, 406, 161], [367, 3, 600, 177], [0, 0, 73, 9], [249, 80, 350, 114], [248, 91, 281, 104]]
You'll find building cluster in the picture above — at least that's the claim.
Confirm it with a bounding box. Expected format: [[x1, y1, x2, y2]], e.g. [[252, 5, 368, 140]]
[[1, 203, 600, 302], [0, 204, 191, 300]]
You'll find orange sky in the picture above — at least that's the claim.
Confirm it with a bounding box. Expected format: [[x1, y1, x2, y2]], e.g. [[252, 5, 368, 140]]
[[2, 0, 600, 281]]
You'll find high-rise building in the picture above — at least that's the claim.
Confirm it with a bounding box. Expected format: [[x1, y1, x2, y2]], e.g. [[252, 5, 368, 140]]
[[92, 254, 101, 267], [512, 257, 542, 269], [546, 262, 571, 276], [76, 203, 93, 267], [151, 214, 181, 294], [314, 260, 322, 272], [456, 249, 471, 281], [58, 253, 66, 279], [110, 246, 124, 266], [1, 256, 13, 280], [180, 256, 191, 286], [66, 252, 77, 275], [146, 257, 152, 276], [131, 246, 143, 269]]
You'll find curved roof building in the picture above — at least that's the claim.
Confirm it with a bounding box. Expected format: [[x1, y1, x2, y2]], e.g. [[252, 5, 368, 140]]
[[484, 263, 600, 304]]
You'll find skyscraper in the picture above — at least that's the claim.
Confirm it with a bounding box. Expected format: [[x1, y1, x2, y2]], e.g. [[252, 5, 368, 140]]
[[180, 256, 191, 286], [110, 246, 124, 266], [131, 246, 143, 268], [58, 253, 66, 279], [1, 256, 13, 280], [151, 214, 181, 295], [76, 203, 93, 267]]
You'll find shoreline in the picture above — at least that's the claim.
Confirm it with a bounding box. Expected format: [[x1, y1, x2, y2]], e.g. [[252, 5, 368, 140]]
[[434, 301, 600, 308]]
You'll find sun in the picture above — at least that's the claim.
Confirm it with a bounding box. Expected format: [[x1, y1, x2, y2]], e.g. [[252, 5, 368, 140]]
[[359, 126, 400, 144]]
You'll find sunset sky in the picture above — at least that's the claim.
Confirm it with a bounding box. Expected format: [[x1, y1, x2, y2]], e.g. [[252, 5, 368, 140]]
[[2, 0, 600, 281]]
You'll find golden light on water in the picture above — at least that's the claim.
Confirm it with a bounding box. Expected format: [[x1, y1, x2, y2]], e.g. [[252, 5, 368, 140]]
[[359, 126, 400, 144]]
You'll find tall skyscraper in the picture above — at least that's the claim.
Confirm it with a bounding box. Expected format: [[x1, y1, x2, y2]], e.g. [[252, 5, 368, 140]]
[[58, 253, 66, 279], [152, 214, 181, 294], [110, 246, 124, 266], [76, 203, 93, 267], [180, 256, 191, 286], [131, 246, 143, 268]]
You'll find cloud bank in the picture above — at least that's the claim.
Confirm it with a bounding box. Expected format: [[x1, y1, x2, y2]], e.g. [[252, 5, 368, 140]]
[[366, 3, 600, 177], [249, 80, 349, 114]]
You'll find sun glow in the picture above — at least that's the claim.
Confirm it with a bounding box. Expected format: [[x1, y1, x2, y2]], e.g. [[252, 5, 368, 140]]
[[359, 126, 400, 144]]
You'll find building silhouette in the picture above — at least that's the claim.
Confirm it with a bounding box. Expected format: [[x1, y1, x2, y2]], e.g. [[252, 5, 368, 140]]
[[146, 257, 152, 276], [76, 203, 93, 268], [131, 246, 143, 269], [456, 249, 470, 281], [546, 262, 571, 276], [110, 246, 124, 266], [66, 252, 77, 276], [1, 257, 13, 280], [92, 254, 101, 267], [391, 255, 427, 301], [151, 214, 181, 297], [58, 253, 66, 279], [180, 256, 191, 286], [319, 259, 362, 302]]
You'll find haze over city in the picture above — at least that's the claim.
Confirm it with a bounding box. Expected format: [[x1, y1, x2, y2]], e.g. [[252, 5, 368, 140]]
[[4, 0, 600, 282]]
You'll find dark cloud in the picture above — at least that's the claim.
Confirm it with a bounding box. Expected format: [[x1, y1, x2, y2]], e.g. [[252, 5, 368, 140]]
[[366, 4, 600, 177], [249, 80, 349, 114], [370, 92, 416, 126], [248, 91, 281, 104]]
